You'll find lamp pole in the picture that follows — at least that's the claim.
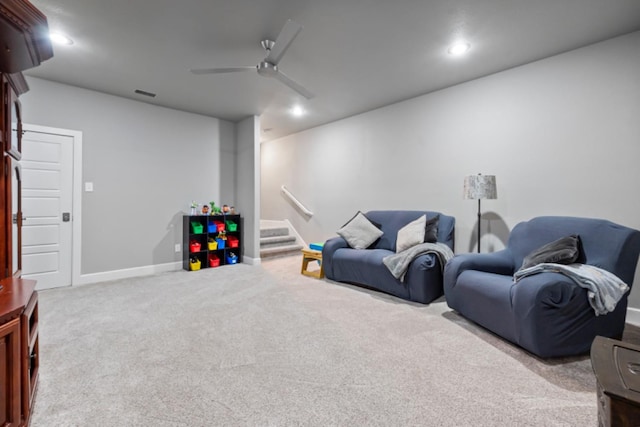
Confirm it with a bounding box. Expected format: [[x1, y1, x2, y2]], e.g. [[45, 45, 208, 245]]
[[477, 199, 481, 253]]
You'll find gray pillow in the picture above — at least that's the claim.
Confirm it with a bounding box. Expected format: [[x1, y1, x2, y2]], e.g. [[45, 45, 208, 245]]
[[396, 215, 426, 253], [424, 215, 439, 243], [520, 234, 581, 270], [337, 211, 384, 249]]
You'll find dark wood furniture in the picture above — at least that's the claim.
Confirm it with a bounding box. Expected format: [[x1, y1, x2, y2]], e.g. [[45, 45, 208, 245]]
[[591, 336, 640, 427], [1, 0, 52, 281], [1, 1, 51, 425], [0, 0, 53, 74], [0, 278, 38, 426]]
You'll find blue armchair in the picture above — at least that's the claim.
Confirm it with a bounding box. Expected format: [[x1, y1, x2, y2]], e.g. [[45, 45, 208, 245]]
[[443, 216, 640, 358]]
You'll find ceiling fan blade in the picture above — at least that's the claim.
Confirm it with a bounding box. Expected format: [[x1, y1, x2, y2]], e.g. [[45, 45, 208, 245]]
[[274, 70, 314, 99], [265, 19, 302, 65], [190, 66, 255, 75]]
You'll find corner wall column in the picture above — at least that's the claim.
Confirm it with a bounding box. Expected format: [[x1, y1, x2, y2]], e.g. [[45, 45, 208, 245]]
[[235, 116, 261, 264]]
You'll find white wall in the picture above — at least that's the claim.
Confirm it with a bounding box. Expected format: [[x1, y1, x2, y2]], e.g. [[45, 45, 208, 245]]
[[21, 77, 236, 276], [261, 31, 640, 307], [236, 116, 261, 263]]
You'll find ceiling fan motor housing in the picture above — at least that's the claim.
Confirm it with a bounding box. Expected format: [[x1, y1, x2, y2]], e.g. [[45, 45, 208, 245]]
[[257, 61, 278, 77]]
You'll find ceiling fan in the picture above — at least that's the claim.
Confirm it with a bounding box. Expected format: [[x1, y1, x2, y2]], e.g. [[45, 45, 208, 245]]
[[190, 19, 314, 99]]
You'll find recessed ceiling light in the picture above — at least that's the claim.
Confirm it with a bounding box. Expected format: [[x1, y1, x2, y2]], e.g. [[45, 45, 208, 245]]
[[49, 32, 74, 46], [290, 105, 305, 117], [447, 42, 470, 56]]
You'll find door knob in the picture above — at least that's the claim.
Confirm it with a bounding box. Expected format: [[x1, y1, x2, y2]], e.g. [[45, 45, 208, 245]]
[[12, 214, 26, 223]]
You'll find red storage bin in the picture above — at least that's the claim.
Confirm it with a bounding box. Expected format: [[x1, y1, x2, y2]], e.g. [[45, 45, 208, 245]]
[[189, 241, 201, 253], [228, 235, 239, 248], [209, 255, 220, 267], [213, 221, 225, 232]]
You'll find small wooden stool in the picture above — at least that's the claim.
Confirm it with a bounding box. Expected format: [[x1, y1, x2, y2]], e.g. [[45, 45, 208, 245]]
[[301, 248, 324, 279]]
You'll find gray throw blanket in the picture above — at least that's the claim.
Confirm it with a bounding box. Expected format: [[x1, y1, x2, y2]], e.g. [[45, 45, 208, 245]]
[[513, 263, 629, 316], [383, 242, 455, 283]]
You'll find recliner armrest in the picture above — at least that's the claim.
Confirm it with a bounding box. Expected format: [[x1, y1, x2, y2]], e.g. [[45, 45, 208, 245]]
[[511, 273, 582, 310], [510, 272, 596, 357]]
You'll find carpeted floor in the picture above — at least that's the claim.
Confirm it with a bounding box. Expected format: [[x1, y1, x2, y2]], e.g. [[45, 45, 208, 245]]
[[30, 255, 636, 426]]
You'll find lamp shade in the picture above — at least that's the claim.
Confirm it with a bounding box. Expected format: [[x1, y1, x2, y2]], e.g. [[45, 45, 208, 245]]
[[463, 174, 497, 200]]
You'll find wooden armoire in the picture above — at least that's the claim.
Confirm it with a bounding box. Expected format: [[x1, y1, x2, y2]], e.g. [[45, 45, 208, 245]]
[[0, 1, 52, 425]]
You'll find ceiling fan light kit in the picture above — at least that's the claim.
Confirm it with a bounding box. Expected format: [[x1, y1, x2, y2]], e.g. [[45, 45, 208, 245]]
[[191, 19, 314, 99]]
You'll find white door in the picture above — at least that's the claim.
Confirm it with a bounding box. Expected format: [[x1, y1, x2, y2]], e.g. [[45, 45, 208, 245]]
[[20, 130, 74, 290]]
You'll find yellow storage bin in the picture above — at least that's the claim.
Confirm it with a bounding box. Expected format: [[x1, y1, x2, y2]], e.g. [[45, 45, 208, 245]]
[[190, 258, 201, 271], [208, 239, 218, 250]]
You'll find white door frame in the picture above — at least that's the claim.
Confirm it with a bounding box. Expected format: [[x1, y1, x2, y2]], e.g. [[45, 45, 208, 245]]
[[22, 123, 83, 287]]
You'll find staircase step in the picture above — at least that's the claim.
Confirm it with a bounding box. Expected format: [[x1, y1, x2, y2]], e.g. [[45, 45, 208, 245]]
[[260, 235, 297, 248], [260, 227, 290, 238], [261, 244, 304, 259]]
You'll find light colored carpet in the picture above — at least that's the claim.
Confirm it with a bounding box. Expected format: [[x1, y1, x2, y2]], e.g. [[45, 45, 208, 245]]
[[30, 256, 612, 426]]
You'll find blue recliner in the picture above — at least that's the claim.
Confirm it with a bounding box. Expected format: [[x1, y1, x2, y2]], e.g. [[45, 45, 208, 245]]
[[443, 216, 640, 358]]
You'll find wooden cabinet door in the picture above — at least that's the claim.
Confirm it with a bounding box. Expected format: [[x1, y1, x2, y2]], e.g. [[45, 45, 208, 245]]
[[2, 155, 22, 279], [0, 317, 21, 426], [8, 156, 21, 277]]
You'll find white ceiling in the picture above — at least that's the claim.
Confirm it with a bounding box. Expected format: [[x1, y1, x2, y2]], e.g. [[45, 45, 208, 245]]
[[26, 0, 640, 141]]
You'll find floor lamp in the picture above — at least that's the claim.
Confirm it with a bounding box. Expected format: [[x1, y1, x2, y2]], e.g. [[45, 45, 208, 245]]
[[464, 174, 497, 253]]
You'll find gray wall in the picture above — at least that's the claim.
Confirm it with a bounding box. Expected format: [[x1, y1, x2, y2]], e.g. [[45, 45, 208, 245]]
[[236, 116, 261, 262], [21, 77, 236, 274], [261, 31, 640, 306]]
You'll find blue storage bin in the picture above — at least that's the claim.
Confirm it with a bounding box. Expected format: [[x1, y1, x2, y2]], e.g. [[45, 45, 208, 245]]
[[216, 238, 226, 249], [227, 254, 238, 264]]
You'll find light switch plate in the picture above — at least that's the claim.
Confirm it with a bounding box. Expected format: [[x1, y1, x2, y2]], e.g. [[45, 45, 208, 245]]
[[85, 182, 94, 192]]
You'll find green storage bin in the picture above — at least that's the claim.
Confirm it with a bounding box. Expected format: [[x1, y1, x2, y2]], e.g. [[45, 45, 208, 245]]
[[226, 220, 237, 232], [190, 222, 204, 234]]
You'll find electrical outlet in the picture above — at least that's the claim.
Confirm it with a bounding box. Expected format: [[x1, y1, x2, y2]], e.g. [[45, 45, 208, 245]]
[[175, 244, 181, 252]]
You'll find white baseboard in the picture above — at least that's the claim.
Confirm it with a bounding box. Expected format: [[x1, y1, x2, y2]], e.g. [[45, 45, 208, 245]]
[[75, 261, 182, 286], [627, 307, 640, 327], [74, 258, 263, 286], [243, 256, 261, 266]]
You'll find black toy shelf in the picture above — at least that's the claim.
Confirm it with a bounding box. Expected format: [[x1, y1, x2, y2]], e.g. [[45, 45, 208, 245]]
[[183, 214, 242, 271]]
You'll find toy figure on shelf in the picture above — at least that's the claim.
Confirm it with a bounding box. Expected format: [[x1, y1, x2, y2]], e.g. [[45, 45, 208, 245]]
[[222, 204, 230, 214], [216, 230, 227, 240], [201, 204, 210, 215], [230, 206, 237, 214], [190, 201, 198, 215], [210, 201, 222, 215]]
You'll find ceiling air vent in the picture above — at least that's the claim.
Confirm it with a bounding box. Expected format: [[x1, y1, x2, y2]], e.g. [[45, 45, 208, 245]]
[[134, 89, 156, 98]]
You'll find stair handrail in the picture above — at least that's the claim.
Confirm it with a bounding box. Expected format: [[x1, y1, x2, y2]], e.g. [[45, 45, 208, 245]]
[[281, 185, 313, 217]]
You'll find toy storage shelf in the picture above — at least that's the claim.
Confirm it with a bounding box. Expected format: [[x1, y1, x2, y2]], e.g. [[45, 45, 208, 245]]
[[183, 214, 242, 271]]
